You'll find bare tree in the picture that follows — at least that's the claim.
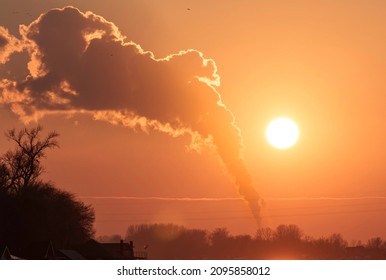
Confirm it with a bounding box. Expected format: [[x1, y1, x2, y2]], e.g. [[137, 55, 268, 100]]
[[273, 224, 303, 242], [366, 237, 384, 249], [0, 126, 59, 193], [0, 126, 95, 248], [255, 227, 274, 241], [327, 233, 347, 249]]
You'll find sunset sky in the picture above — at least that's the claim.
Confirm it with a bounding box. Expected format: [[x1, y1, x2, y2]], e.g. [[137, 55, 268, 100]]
[[1, 0, 386, 242]]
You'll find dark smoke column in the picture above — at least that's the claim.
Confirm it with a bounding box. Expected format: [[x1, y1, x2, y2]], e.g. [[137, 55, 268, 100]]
[[197, 99, 262, 225], [0, 6, 263, 225]]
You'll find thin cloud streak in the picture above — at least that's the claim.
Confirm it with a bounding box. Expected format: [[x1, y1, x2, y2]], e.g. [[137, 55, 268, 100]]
[[80, 195, 386, 201], [80, 196, 243, 202], [267, 196, 386, 201]]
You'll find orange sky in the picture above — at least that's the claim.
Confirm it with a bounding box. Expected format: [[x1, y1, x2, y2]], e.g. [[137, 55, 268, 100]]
[[1, 0, 386, 242]]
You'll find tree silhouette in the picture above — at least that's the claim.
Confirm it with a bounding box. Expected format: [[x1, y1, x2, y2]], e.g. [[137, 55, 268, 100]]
[[273, 224, 303, 242], [121, 223, 386, 259], [0, 126, 59, 193], [367, 237, 384, 249], [208, 228, 231, 258], [327, 233, 347, 249], [0, 126, 95, 249], [255, 227, 274, 241]]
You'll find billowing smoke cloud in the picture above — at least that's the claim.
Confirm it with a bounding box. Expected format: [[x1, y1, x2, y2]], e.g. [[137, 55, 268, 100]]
[[0, 7, 262, 224]]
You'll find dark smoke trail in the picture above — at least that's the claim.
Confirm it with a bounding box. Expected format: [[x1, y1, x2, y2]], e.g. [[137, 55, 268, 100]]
[[0, 6, 262, 224]]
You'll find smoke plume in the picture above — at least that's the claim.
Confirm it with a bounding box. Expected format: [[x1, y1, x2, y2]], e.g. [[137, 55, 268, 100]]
[[0, 7, 262, 224]]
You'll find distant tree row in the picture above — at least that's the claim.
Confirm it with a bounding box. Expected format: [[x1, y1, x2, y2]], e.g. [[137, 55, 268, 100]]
[[0, 127, 95, 249], [108, 223, 386, 260]]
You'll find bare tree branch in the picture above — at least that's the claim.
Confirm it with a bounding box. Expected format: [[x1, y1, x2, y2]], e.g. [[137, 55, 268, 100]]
[[0, 126, 59, 192]]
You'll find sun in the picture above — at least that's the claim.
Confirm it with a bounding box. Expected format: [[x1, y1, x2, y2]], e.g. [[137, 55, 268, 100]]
[[265, 117, 299, 149]]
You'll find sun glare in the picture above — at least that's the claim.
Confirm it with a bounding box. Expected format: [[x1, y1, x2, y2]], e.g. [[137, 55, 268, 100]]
[[266, 117, 299, 149]]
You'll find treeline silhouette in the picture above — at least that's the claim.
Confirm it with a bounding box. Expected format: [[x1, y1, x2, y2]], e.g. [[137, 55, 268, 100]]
[[97, 223, 386, 259], [0, 127, 95, 250], [1, 127, 385, 260]]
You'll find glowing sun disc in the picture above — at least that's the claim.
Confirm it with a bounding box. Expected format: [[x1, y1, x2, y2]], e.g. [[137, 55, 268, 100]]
[[266, 117, 299, 149]]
